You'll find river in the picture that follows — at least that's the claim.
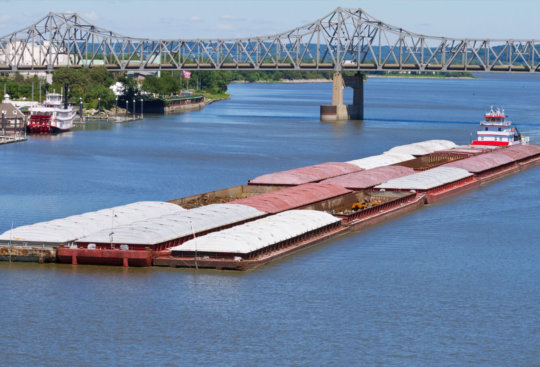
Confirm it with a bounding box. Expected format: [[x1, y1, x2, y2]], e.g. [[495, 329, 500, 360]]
[[1, 74, 539, 366]]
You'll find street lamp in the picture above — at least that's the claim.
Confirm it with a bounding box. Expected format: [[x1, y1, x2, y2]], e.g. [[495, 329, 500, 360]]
[[125, 100, 128, 117], [13, 110, 17, 136], [140, 98, 143, 118], [115, 96, 118, 117], [97, 97, 101, 112], [79, 97, 83, 118], [132, 99, 135, 116], [1, 110, 6, 137]]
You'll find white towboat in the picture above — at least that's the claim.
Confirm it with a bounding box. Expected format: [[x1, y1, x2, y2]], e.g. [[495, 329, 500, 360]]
[[472, 107, 529, 146]]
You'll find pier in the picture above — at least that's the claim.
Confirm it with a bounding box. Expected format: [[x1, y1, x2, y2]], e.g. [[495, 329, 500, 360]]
[[320, 72, 364, 122], [0, 133, 27, 145], [75, 115, 142, 124]]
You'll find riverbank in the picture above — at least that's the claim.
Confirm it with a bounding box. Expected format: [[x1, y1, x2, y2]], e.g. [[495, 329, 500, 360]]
[[231, 74, 475, 84]]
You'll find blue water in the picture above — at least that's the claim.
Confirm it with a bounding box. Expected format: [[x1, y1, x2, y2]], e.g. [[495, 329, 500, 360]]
[[1, 74, 539, 366]]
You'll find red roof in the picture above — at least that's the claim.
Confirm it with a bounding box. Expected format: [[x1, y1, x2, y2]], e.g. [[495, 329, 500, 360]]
[[229, 183, 352, 214], [443, 151, 515, 173], [248, 162, 362, 186], [496, 145, 540, 161], [320, 166, 415, 190]]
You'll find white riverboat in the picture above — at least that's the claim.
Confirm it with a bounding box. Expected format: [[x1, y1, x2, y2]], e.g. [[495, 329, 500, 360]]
[[27, 92, 76, 134]]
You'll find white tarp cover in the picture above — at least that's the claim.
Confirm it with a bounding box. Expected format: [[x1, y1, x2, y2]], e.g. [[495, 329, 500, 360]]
[[77, 204, 265, 245], [0, 201, 186, 244], [174, 210, 341, 254], [347, 152, 415, 170], [385, 140, 457, 156], [375, 166, 472, 191]]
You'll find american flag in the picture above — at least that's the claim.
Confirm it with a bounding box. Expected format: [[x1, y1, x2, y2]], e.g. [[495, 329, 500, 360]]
[[182, 70, 191, 79]]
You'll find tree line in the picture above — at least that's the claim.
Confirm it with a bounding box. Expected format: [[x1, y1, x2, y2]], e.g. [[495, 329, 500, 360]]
[[1, 68, 473, 109]]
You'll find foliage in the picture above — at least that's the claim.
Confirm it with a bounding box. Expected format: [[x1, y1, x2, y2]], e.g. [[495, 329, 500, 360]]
[[139, 71, 233, 96], [142, 72, 181, 96], [187, 71, 233, 94], [51, 66, 116, 109], [116, 74, 139, 103], [0, 73, 43, 100], [2, 66, 474, 111], [201, 90, 230, 101]]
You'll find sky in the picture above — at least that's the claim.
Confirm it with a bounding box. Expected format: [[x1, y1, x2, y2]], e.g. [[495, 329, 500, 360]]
[[1, 0, 540, 40]]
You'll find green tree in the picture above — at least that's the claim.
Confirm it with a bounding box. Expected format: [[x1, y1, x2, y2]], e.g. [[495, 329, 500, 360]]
[[142, 75, 162, 95], [85, 83, 116, 109], [116, 75, 140, 103]]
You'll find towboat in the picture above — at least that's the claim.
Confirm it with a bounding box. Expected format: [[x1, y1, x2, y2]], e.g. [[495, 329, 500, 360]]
[[472, 107, 529, 146]]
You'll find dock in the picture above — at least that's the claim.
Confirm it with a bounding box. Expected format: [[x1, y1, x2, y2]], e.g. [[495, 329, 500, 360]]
[[74, 114, 142, 124], [0, 134, 27, 145]]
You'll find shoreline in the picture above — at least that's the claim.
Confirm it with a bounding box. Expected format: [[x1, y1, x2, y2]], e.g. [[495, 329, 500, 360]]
[[231, 75, 475, 84]]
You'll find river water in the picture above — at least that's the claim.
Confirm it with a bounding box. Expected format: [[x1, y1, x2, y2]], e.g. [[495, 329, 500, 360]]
[[1, 74, 539, 366]]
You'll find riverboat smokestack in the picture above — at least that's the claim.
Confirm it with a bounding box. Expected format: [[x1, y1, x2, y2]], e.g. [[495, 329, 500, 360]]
[[64, 84, 69, 109]]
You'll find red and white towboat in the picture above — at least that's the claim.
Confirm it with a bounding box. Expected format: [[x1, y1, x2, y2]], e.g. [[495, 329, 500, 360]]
[[472, 107, 530, 146], [27, 92, 76, 134]]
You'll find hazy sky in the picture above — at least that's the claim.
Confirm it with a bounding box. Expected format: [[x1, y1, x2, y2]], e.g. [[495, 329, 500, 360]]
[[1, 0, 540, 40]]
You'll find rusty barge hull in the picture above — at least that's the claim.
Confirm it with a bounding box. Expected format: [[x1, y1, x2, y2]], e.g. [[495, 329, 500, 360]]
[[0, 246, 56, 263]]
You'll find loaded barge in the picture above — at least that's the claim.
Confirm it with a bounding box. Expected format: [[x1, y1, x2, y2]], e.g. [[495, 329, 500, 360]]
[[2, 115, 540, 270]]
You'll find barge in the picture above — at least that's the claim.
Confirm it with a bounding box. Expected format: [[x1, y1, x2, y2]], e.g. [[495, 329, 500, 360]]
[[155, 190, 425, 271], [374, 166, 480, 204], [2, 131, 540, 270]]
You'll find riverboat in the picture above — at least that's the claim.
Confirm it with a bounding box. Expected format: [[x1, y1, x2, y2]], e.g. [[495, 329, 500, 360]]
[[27, 91, 76, 134], [472, 107, 530, 146]]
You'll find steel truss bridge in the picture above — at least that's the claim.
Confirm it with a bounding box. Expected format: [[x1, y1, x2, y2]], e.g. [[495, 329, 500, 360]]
[[2, 8, 540, 73]]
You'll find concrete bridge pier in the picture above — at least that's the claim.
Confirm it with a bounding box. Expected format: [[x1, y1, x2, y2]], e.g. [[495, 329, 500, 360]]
[[320, 72, 364, 121]]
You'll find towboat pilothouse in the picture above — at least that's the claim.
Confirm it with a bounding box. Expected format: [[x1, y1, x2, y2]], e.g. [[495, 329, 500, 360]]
[[27, 90, 76, 134], [472, 107, 530, 146]]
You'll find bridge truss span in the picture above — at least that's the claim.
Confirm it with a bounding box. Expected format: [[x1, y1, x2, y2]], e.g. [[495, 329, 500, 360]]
[[1, 8, 540, 73]]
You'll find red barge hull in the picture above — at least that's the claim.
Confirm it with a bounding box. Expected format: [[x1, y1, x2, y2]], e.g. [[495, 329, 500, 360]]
[[426, 178, 481, 203], [57, 248, 153, 267]]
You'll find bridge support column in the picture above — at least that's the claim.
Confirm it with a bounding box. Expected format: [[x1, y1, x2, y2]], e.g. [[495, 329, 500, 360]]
[[344, 72, 364, 120], [320, 72, 364, 121], [320, 72, 348, 122]]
